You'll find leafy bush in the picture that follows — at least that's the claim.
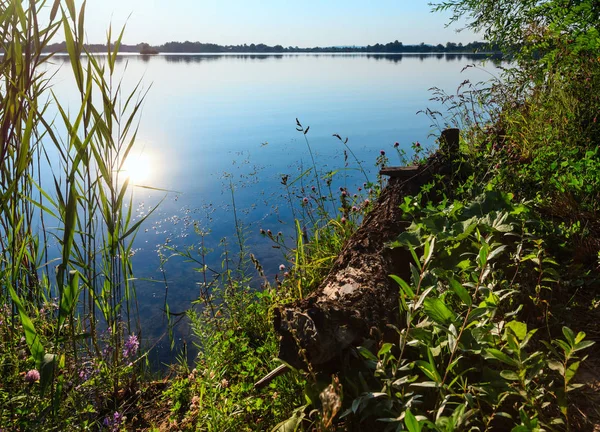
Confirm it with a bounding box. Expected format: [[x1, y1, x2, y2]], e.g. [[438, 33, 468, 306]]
[[339, 191, 594, 431]]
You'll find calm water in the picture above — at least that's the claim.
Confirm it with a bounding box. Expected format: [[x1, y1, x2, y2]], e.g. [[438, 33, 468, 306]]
[[48, 53, 501, 364]]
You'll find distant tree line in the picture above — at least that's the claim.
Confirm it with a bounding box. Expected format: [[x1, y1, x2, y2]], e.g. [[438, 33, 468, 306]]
[[44, 40, 500, 54]]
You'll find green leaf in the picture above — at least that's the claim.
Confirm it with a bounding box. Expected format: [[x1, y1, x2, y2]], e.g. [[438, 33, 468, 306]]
[[8, 286, 45, 369], [574, 331, 587, 345], [40, 354, 57, 395], [565, 361, 580, 385], [404, 409, 422, 432], [424, 237, 435, 266], [548, 360, 565, 375], [562, 327, 576, 346], [500, 370, 520, 381], [390, 274, 414, 297], [271, 405, 306, 432], [378, 343, 393, 357], [449, 278, 471, 306], [357, 346, 377, 361], [505, 321, 527, 342], [486, 349, 518, 367], [477, 242, 489, 268], [573, 340, 595, 352], [50, 0, 61, 21], [423, 298, 455, 325]]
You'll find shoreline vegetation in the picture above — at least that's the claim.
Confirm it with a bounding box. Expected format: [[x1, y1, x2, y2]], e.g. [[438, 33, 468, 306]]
[[44, 39, 501, 55], [1, 0, 600, 431]]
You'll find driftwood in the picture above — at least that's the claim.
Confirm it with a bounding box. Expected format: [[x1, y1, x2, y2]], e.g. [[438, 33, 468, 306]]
[[271, 129, 459, 373]]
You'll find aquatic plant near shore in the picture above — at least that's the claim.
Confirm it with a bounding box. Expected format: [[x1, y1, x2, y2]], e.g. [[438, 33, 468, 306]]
[[0, 0, 155, 428]]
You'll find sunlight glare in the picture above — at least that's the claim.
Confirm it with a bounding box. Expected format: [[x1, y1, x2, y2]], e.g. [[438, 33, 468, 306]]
[[122, 153, 153, 184]]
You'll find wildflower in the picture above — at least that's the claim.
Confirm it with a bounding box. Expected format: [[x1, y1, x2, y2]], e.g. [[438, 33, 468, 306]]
[[277, 231, 282, 237], [341, 190, 347, 197], [279, 264, 286, 271], [283, 272, 289, 278], [364, 199, 370, 206], [415, 141, 421, 148], [353, 194, 358, 198], [267, 229, 272, 236], [394, 142, 399, 148], [352, 206, 359, 212], [380, 150, 385, 155], [79, 368, 91, 382], [123, 334, 139, 358], [103, 412, 123, 432], [311, 186, 316, 192], [25, 369, 40, 383], [260, 228, 266, 235], [221, 378, 229, 388], [341, 217, 347, 224], [102, 344, 113, 358], [302, 197, 309, 204]]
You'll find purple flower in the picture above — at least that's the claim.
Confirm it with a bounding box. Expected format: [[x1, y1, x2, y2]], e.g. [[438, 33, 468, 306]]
[[341, 217, 347, 224], [311, 186, 316, 192], [103, 411, 123, 432], [394, 142, 400, 148], [279, 264, 286, 271], [352, 206, 359, 212], [260, 228, 265, 235], [341, 191, 347, 197], [79, 368, 90, 382], [302, 197, 309, 204], [102, 345, 113, 358], [25, 369, 40, 383], [415, 141, 421, 148], [380, 150, 385, 155], [364, 199, 370, 206], [123, 334, 139, 359]]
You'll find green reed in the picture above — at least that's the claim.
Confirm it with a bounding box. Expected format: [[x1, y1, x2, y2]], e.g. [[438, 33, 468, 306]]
[[0, 0, 154, 422]]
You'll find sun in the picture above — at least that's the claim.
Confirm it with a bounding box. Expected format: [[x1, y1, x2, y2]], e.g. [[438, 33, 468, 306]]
[[121, 153, 153, 184]]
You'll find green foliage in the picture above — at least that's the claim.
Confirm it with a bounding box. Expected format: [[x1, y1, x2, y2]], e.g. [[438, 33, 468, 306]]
[[339, 191, 594, 430], [432, 0, 600, 62]]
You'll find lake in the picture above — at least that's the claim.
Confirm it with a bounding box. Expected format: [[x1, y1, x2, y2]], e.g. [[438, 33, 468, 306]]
[[48, 53, 502, 364]]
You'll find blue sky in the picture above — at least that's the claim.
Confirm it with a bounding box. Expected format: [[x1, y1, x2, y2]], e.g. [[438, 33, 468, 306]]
[[80, 1, 479, 46]]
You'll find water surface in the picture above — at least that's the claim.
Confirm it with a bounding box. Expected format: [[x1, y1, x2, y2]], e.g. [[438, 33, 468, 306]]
[[49, 53, 502, 363]]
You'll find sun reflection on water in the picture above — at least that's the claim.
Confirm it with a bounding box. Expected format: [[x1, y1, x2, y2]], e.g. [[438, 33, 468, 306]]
[[121, 153, 153, 184]]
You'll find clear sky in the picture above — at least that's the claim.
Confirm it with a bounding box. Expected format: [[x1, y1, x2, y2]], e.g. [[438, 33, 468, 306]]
[[77, 1, 479, 47]]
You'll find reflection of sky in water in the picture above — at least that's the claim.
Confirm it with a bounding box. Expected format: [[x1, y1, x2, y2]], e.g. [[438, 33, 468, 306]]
[[45, 53, 503, 365]]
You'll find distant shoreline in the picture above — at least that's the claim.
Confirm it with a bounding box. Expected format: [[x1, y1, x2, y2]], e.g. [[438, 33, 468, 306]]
[[43, 40, 501, 55], [51, 51, 501, 56]]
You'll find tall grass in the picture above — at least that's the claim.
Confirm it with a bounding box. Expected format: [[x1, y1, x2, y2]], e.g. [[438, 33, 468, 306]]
[[0, 0, 153, 427]]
